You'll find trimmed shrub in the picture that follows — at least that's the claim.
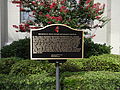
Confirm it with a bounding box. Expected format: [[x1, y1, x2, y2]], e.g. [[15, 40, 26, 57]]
[[60, 60, 83, 72], [82, 54, 120, 72], [1, 71, 120, 90], [63, 71, 120, 90], [61, 54, 120, 72], [84, 38, 111, 58], [10, 60, 55, 76], [0, 73, 55, 90], [8, 54, 120, 76], [1, 38, 111, 59], [0, 57, 21, 74], [1, 38, 30, 59]]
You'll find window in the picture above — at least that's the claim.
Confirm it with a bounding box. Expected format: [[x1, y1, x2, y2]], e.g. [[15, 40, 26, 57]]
[[20, 7, 34, 23]]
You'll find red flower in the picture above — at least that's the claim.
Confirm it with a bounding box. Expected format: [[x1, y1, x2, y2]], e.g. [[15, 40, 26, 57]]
[[56, 16, 63, 21], [20, 8, 25, 11], [48, 22, 52, 24], [86, 0, 92, 4], [19, 25, 25, 31], [95, 16, 101, 19], [55, 26, 59, 33], [90, 34, 96, 38], [30, 27, 40, 29], [13, 25, 19, 28], [50, 3, 57, 9], [12, 1, 21, 4], [60, 0, 66, 4], [92, 3, 101, 9], [39, 12, 43, 15], [25, 24, 29, 27], [86, 5, 90, 9], [32, 1, 36, 4], [60, 6, 68, 13], [39, 3, 44, 6], [45, 14, 51, 19], [16, 5, 21, 7]]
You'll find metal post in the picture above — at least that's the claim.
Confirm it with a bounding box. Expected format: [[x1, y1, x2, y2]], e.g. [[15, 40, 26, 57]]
[[56, 61, 60, 90]]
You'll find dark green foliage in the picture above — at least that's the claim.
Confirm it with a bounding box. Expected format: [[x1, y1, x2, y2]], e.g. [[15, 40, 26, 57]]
[[1, 38, 111, 59], [0, 54, 120, 90], [0, 57, 21, 74], [1, 38, 30, 59], [0, 71, 120, 90], [63, 71, 120, 90], [81, 54, 120, 71], [61, 54, 120, 72], [10, 60, 55, 76], [84, 38, 111, 58], [0, 73, 55, 90]]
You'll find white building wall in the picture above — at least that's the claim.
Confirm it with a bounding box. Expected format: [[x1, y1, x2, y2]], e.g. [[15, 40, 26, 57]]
[[8, 0, 29, 44], [93, 0, 108, 44], [93, 0, 120, 55], [111, 0, 120, 54]]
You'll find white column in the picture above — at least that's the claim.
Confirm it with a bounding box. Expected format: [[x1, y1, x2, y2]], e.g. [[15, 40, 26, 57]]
[[111, 0, 120, 54], [0, 0, 2, 57], [106, 0, 111, 45], [0, 0, 8, 57]]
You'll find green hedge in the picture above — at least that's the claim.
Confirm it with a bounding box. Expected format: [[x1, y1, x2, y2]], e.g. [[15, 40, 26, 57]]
[[0, 54, 119, 76], [1, 38, 30, 59], [1, 38, 111, 59], [0, 71, 120, 90], [9, 60, 55, 76], [61, 54, 120, 72], [84, 38, 111, 58], [63, 71, 120, 90], [0, 54, 120, 89], [0, 57, 21, 74], [81, 54, 120, 72], [0, 73, 55, 90], [0, 54, 120, 76]]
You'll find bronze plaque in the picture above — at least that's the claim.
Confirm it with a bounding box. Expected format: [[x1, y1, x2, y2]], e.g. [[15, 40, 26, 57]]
[[30, 24, 84, 60]]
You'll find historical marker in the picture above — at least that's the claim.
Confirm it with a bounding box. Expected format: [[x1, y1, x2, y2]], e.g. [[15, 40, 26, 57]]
[[30, 24, 84, 60]]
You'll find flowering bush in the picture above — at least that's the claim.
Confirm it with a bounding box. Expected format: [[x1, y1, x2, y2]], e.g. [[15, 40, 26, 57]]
[[12, 0, 109, 32]]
